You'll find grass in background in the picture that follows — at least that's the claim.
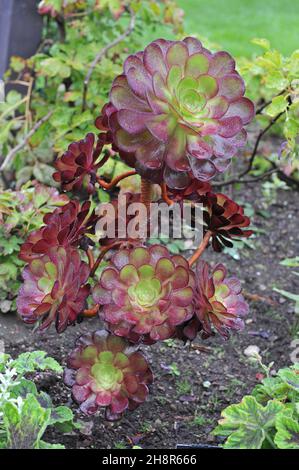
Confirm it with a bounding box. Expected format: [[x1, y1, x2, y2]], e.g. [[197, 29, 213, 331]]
[[177, 0, 299, 57]]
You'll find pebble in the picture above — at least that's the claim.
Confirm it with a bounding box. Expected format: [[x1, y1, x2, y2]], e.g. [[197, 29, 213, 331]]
[[244, 345, 260, 357], [259, 284, 267, 291], [203, 381, 211, 389], [0, 300, 12, 313]]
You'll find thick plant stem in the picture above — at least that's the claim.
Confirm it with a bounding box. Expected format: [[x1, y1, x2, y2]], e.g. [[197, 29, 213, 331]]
[[188, 230, 212, 267], [97, 170, 136, 190], [86, 248, 94, 270], [140, 178, 152, 211]]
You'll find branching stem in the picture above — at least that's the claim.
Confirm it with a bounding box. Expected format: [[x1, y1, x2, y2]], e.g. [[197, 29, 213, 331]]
[[82, 8, 136, 111], [0, 110, 53, 172], [188, 230, 212, 267], [213, 109, 288, 188], [161, 183, 173, 206], [86, 248, 94, 270], [90, 242, 122, 277], [96, 170, 137, 190]]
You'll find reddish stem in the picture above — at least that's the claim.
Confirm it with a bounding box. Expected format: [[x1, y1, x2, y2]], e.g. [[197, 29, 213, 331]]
[[243, 290, 277, 306], [90, 242, 122, 277], [86, 248, 94, 270], [83, 304, 99, 317], [188, 230, 212, 267], [98, 152, 110, 168], [97, 170, 137, 190], [161, 182, 173, 206]]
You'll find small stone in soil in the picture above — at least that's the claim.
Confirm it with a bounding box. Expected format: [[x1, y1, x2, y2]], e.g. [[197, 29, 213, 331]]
[[244, 345, 260, 357]]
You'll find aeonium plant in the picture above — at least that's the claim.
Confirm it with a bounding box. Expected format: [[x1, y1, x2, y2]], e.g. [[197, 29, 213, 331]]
[[17, 38, 255, 421]]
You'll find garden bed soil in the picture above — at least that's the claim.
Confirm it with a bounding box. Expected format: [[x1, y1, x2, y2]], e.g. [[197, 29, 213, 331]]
[[0, 182, 298, 449]]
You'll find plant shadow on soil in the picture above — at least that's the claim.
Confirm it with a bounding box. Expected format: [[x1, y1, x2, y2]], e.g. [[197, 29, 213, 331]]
[[0, 181, 298, 449]]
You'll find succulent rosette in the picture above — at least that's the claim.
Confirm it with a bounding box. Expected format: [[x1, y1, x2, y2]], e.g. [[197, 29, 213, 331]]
[[97, 37, 254, 188], [19, 200, 97, 262], [93, 245, 195, 342], [202, 192, 253, 251], [17, 246, 90, 332], [64, 330, 153, 419], [192, 261, 249, 339], [53, 133, 107, 194]]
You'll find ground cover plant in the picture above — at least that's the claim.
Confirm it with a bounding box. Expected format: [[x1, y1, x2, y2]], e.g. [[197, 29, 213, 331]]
[[0, 350, 76, 448], [0, 183, 68, 312], [0, 0, 298, 449], [213, 361, 299, 449]]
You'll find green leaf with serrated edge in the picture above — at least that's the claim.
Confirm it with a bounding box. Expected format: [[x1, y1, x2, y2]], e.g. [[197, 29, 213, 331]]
[[252, 377, 290, 404], [278, 365, 299, 392], [40, 58, 71, 79], [33, 392, 77, 432], [11, 351, 62, 374], [49, 406, 73, 424], [9, 378, 37, 399], [0, 353, 10, 367], [36, 391, 53, 409], [251, 38, 271, 50], [23, 395, 51, 446], [275, 415, 299, 449], [213, 396, 284, 449], [71, 110, 93, 128], [266, 96, 288, 117], [49, 406, 75, 433], [3, 395, 51, 449]]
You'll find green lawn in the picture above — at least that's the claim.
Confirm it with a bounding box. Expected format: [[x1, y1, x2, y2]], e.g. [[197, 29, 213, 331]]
[[176, 0, 299, 57]]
